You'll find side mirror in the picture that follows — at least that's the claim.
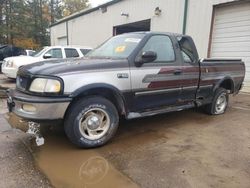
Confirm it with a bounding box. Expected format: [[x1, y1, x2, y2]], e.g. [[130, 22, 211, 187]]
[[43, 53, 52, 59], [135, 51, 157, 67]]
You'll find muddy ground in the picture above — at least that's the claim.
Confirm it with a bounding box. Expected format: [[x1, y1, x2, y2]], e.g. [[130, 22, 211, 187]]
[[1, 75, 250, 188]]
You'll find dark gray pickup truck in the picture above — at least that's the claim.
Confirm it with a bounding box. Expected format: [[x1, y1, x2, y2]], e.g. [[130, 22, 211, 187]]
[[7, 32, 245, 148]]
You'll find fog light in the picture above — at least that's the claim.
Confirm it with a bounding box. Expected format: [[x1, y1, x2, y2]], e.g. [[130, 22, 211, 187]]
[[22, 104, 36, 112]]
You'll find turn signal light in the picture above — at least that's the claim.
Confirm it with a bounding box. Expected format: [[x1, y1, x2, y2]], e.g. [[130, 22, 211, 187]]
[[22, 104, 36, 112]]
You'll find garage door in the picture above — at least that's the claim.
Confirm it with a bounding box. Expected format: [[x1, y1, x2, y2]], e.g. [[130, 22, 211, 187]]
[[210, 1, 250, 92], [58, 36, 67, 45]]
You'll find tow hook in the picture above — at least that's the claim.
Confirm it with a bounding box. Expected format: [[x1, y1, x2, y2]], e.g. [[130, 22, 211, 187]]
[[7, 96, 15, 112], [26, 121, 45, 146]]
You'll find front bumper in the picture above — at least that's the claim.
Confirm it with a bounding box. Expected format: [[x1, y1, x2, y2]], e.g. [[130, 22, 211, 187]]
[[7, 89, 72, 120], [2, 67, 17, 79]]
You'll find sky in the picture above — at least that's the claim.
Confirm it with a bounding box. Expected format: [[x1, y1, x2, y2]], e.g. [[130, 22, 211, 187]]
[[89, 0, 112, 7]]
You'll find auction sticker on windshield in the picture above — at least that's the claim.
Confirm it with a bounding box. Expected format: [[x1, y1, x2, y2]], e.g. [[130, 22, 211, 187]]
[[115, 46, 126, 53], [125, 38, 141, 43]]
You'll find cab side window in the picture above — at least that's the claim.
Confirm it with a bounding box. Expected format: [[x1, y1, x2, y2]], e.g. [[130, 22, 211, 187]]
[[65, 48, 79, 58], [177, 36, 195, 63], [142, 35, 175, 63], [80, 49, 92, 55], [45, 48, 63, 58]]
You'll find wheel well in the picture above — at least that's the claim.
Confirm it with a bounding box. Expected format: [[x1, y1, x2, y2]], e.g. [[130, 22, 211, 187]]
[[65, 87, 126, 118], [219, 79, 234, 93]]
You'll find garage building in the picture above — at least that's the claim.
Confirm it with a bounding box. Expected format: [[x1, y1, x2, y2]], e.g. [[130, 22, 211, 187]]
[[50, 0, 250, 92]]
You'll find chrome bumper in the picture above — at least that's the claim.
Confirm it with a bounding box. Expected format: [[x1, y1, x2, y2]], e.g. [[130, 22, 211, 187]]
[[7, 89, 71, 120]]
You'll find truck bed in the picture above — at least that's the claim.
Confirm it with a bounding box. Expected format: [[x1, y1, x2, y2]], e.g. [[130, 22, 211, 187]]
[[197, 58, 245, 104]]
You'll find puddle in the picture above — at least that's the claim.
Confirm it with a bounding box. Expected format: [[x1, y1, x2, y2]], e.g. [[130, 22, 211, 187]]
[[5, 113, 140, 187], [6, 112, 59, 134], [5, 112, 29, 131], [34, 134, 139, 188]]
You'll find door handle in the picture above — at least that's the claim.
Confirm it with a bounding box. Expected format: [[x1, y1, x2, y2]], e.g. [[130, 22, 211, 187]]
[[174, 69, 182, 75]]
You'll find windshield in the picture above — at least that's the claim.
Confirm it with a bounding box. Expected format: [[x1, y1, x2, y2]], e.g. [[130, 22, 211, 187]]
[[87, 33, 144, 58], [33, 47, 48, 57]]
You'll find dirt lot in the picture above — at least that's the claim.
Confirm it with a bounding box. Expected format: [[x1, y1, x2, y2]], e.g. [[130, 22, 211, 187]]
[[1, 76, 250, 188]]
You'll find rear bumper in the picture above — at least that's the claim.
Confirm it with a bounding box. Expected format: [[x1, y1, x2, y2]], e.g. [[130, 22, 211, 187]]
[[7, 89, 72, 120]]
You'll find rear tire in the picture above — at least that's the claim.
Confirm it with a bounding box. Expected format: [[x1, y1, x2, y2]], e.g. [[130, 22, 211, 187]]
[[64, 96, 119, 148], [205, 87, 228, 115]]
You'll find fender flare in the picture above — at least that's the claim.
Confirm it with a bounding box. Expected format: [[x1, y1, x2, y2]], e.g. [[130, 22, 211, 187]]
[[69, 83, 127, 115], [213, 76, 235, 93]]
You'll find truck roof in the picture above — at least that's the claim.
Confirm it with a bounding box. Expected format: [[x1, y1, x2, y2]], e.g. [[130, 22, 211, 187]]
[[120, 31, 188, 37], [42, 45, 93, 49]]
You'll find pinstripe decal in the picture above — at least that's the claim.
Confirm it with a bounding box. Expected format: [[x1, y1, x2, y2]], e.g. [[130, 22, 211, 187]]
[[135, 88, 181, 96]]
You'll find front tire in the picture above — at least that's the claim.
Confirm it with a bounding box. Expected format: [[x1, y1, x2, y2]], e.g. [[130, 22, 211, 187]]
[[64, 96, 119, 148], [205, 87, 229, 115]]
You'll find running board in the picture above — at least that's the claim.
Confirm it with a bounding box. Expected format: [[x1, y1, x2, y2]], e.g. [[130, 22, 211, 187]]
[[127, 103, 195, 119]]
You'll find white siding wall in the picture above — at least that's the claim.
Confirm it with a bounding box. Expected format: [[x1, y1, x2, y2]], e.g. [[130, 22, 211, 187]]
[[66, 0, 185, 48], [51, 0, 185, 48], [50, 22, 67, 46], [51, 0, 240, 57]]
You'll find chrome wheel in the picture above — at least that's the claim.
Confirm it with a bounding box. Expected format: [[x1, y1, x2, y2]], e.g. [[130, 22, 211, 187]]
[[79, 108, 110, 140], [215, 93, 227, 114]]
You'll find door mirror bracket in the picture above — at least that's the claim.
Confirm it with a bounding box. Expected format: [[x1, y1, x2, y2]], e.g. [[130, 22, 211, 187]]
[[43, 53, 52, 59], [135, 51, 157, 67]]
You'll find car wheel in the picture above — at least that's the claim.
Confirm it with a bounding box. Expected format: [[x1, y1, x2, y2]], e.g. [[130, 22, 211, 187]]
[[64, 96, 119, 148], [205, 87, 228, 115]]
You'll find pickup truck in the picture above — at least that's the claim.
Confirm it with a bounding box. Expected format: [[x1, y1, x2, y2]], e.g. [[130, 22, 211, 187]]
[[2, 46, 92, 78], [0, 45, 29, 72], [7, 32, 245, 148]]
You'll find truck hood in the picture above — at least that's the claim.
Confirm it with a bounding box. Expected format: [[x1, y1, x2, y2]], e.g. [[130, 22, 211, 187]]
[[19, 57, 128, 76]]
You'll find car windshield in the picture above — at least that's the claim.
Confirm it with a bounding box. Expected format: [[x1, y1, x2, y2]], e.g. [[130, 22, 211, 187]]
[[86, 33, 144, 59], [33, 47, 48, 57]]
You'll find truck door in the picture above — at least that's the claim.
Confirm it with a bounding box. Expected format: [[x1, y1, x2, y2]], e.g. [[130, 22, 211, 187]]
[[130, 34, 183, 111], [177, 36, 200, 103]]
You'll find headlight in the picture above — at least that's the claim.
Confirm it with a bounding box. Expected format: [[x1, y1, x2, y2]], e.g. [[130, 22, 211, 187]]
[[5, 60, 14, 67], [29, 78, 61, 93]]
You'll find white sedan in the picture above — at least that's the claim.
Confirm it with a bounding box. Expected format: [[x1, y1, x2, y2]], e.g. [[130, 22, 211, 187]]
[[1, 46, 92, 79]]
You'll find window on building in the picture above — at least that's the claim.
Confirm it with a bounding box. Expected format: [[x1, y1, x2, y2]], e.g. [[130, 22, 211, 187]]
[[65, 48, 79, 58], [142, 35, 175, 63]]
